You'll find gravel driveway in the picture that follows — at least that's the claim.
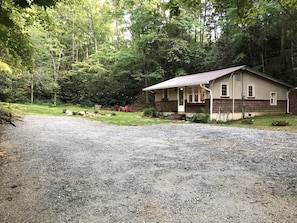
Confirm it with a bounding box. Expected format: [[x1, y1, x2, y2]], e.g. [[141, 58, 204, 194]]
[[0, 115, 297, 223]]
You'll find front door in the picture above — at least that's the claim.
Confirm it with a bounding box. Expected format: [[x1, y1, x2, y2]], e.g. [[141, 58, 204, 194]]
[[178, 87, 185, 112]]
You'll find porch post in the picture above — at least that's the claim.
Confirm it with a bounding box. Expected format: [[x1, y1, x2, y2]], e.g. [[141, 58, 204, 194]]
[[200, 84, 213, 121], [287, 87, 297, 113]]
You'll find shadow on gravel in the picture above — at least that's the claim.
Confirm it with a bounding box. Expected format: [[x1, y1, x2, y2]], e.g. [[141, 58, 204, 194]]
[[0, 115, 296, 223]]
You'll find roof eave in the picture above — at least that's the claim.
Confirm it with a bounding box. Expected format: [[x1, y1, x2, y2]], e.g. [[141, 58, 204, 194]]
[[143, 81, 209, 91]]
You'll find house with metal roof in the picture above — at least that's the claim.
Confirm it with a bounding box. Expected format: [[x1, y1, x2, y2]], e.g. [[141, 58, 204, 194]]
[[143, 65, 295, 121]]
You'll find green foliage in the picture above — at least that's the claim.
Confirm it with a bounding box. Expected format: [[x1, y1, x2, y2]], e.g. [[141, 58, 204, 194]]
[[0, 0, 65, 70], [143, 107, 157, 118], [0, 62, 12, 74], [14, 0, 58, 8], [1, 0, 297, 106], [190, 109, 210, 123]]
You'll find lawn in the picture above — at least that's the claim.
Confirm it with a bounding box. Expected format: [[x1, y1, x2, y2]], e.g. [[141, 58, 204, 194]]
[[219, 114, 297, 132], [0, 103, 176, 126], [1, 102, 297, 131]]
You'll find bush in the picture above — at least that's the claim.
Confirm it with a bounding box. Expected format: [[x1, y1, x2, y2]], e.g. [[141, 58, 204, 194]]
[[241, 118, 253, 124], [272, 120, 289, 126], [143, 107, 157, 118], [190, 109, 209, 123]]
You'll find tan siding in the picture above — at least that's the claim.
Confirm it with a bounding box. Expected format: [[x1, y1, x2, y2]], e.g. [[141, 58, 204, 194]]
[[211, 71, 289, 100], [155, 90, 163, 101], [155, 88, 178, 101], [211, 75, 231, 98], [168, 88, 177, 100]]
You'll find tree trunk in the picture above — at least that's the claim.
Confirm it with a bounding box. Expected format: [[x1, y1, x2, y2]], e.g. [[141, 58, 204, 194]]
[[86, 46, 89, 60], [49, 44, 62, 107], [142, 48, 149, 104], [280, 16, 285, 65], [89, 10, 98, 53], [261, 53, 265, 73], [31, 72, 34, 104], [291, 39, 296, 76], [145, 71, 149, 104], [51, 56, 57, 107], [72, 33, 75, 61]]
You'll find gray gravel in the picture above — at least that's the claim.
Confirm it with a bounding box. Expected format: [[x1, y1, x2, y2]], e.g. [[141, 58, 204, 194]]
[[0, 115, 297, 223]]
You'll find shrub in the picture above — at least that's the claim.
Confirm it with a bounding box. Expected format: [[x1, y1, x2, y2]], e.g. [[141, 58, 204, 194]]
[[241, 118, 253, 124], [272, 120, 289, 126], [143, 107, 157, 118], [190, 109, 209, 123]]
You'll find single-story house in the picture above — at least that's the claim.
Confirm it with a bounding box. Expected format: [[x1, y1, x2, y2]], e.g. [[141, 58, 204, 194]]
[[143, 65, 295, 121]]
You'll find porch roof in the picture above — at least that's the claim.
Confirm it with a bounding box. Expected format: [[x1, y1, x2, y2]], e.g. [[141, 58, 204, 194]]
[[143, 65, 245, 91]]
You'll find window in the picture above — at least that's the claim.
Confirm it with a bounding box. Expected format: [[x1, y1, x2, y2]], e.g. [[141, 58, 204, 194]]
[[187, 86, 205, 103], [221, 83, 229, 97], [200, 87, 205, 102], [247, 84, 255, 97], [188, 86, 193, 103], [270, 92, 277, 105], [194, 86, 199, 102]]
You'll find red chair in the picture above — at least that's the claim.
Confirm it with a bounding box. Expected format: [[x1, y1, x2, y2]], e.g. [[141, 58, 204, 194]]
[[123, 105, 129, 112], [114, 105, 120, 111]]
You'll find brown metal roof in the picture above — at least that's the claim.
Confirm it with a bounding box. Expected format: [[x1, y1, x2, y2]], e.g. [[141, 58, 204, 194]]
[[143, 65, 246, 91]]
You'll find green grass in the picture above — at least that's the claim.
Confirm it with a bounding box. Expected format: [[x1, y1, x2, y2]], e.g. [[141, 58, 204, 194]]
[[0, 103, 176, 126], [1, 102, 297, 131], [218, 114, 297, 132]]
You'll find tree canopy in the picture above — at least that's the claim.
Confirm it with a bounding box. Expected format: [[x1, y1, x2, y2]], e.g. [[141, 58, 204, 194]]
[[0, 0, 296, 106]]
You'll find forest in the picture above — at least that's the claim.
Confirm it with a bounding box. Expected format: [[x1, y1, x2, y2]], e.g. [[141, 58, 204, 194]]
[[0, 0, 297, 107]]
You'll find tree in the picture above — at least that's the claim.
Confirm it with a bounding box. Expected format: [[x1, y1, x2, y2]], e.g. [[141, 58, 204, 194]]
[[2, 0, 296, 106], [0, 0, 65, 71]]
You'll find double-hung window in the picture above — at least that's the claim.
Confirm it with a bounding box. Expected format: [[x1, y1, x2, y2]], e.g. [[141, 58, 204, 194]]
[[188, 86, 193, 103], [188, 86, 205, 103], [247, 84, 255, 98], [270, 92, 277, 105], [221, 83, 229, 97]]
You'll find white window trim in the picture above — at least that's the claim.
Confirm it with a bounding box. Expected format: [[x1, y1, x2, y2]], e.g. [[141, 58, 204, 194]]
[[221, 83, 229, 97], [187, 86, 205, 103], [247, 84, 255, 97], [270, 92, 277, 105]]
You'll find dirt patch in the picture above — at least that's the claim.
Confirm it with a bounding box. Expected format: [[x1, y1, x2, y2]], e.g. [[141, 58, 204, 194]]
[[0, 115, 296, 222]]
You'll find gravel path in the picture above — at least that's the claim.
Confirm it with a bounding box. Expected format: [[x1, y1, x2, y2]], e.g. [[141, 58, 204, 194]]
[[0, 115, 297, 223]]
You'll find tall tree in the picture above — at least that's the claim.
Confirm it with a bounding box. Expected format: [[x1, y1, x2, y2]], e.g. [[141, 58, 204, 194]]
[[0, 0, 65, 71]]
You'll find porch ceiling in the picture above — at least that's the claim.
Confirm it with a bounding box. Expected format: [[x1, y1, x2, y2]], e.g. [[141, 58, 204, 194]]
[[143, 65, 245, 91]]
